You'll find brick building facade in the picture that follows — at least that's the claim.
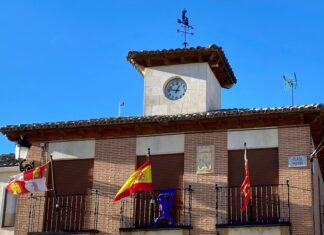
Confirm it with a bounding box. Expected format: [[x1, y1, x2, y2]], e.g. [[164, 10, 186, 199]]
[[1, 45, 324, 235]]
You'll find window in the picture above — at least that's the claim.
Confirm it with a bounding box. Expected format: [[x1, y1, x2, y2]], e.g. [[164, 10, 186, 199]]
[[228, 148, 279, 223], [2, 190, 17, 227]]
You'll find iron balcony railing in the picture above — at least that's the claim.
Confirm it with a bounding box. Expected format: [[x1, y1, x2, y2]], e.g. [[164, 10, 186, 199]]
[[28, 190, 100, 234], [120, 186, 193, 231], [215, 182, 290, 227]]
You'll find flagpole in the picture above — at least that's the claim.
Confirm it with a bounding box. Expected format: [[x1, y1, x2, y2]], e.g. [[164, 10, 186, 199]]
[[146, 147, 154, 225], [240, 142, 251, 212], [50, 155, 58, 202], [244, 142, 247, 161], [50, 155, 61, 231], [147, 148, 150, 161]]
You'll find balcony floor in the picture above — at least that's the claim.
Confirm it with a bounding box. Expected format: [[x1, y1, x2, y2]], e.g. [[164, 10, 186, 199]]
[[216, 221, 290, 228]]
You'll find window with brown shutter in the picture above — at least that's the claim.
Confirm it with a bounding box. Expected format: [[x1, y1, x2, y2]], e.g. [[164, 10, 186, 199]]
[[228, 148, 279, 223], [44, 159, 94, 231], [136, 154, 184, 227]]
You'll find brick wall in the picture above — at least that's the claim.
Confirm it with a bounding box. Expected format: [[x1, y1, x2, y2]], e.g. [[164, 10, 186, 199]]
[[15, 143, 46, 235], [13, 126, 315, 235], [93, 132, 228, 235], [184, 131, 227, 234], [93, 137, 136, 235], [278, 126, 313, 235]]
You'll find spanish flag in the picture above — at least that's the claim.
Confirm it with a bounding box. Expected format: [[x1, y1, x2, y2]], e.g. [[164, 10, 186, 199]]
[[113, 160, 152, 202], [6, 164, 48, 195]]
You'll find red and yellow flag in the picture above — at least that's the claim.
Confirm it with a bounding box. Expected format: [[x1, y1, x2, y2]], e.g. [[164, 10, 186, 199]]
[[113, 160, 152, 202], [240, 146, 251, 212], [6, 164, 48, 195]]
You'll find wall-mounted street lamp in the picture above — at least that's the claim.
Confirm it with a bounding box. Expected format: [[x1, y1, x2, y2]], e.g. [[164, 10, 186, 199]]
[[15, 136, 34, 172]]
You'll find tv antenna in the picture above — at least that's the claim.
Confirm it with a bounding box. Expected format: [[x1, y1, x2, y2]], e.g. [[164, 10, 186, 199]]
[[118, 101, 125, 117], [177, 8, 194, 48], [283, 73, 297, 107]]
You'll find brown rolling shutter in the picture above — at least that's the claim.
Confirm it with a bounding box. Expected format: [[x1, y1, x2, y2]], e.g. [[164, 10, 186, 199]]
[[47, 159, 94, 195], [44, 159, 94, 231], [137, 154, 184, 190], [228, 148, 279, 223], [136, 154, 184, 227], [229, 148, 279, 187]]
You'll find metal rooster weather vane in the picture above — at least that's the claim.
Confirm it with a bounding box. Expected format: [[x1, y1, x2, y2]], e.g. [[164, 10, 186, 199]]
[[177, 8, 194, 48]]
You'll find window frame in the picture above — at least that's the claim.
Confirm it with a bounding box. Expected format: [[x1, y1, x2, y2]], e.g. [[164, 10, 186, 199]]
[[1, 188, 17, 228]]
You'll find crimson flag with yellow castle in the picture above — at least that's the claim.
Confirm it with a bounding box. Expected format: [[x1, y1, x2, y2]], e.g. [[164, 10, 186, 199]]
[[113, 160, 152, 202], [6, 164, 48, 195]]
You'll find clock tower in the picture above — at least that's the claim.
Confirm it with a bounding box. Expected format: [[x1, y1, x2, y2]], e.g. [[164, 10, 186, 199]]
[[127, 45, 236, 116]]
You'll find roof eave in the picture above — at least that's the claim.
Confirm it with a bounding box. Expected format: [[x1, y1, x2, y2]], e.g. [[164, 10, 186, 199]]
[[127, 45, 237, 88]]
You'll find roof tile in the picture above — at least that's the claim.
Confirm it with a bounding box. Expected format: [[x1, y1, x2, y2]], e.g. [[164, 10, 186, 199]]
[[0, 153, 18, 167], [0, 104, 323, 133]]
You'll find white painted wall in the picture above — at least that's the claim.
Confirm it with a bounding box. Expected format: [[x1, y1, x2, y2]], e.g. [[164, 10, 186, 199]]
[[206, 64, 221, 111], [0, 167, 19, 235], [228, 128, 278, 150], [48, 140, 95, 160], [143, 63, 221, 116], [136, 134, 184, 155]]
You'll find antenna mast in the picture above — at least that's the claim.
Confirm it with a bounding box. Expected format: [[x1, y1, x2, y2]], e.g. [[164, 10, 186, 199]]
[[118, 101, 125, 117], [283, 73, 297, 106], [177, 8, 194, 48]]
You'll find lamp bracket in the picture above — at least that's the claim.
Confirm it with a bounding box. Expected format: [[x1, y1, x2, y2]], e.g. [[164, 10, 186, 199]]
[[19, 159, 35, 172]]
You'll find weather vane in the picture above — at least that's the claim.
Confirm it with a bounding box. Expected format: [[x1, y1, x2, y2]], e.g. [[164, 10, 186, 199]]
[[283, 73, 297, 107], [177, 8, 194, 48]]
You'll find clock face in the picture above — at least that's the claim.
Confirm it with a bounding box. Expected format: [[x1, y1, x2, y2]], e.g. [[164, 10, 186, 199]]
[[164, 78, 187, 100]]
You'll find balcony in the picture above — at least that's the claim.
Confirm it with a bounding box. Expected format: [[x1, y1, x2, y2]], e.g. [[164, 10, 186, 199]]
[[28, 190, 100, 234], [119, 187, 193, 231], [215, 183, 290, 228]]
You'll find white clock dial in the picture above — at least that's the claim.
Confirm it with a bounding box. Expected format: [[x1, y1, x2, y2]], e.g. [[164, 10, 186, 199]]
[[164, 78, 187, 100]]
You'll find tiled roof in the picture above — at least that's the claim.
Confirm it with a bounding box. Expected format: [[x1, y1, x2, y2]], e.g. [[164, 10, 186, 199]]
[[0, 154, 18, 167], [0, 104, 323, 133], [127, 45, 237, 88]]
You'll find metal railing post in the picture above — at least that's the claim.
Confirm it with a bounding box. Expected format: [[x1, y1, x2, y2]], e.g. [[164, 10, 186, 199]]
[[94, 190, 99, 230], [120, 199, 125, 229], [287, 180, 291, 235], [28, 193, 33, 233], [215, 184, 218, 226], [188, 185, 193, 227]]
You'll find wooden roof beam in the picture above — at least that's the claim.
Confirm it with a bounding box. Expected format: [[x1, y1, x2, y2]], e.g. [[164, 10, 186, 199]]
[[163, 57, 169, 65], [208, 52, 218, 62], [198, 54, 203, 62], [145, 56, 151, 67], [209, 55, 221, 68]]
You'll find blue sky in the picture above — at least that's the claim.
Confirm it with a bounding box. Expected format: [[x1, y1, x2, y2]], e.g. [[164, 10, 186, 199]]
[[0, 1, 323, 153]]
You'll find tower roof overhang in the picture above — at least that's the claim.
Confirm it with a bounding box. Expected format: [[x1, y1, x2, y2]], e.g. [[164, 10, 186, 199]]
[[127, 45, 237, 89]]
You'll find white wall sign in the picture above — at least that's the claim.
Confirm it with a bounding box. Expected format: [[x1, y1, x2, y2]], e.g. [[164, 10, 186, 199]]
[[288, 156, 307, 168]]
